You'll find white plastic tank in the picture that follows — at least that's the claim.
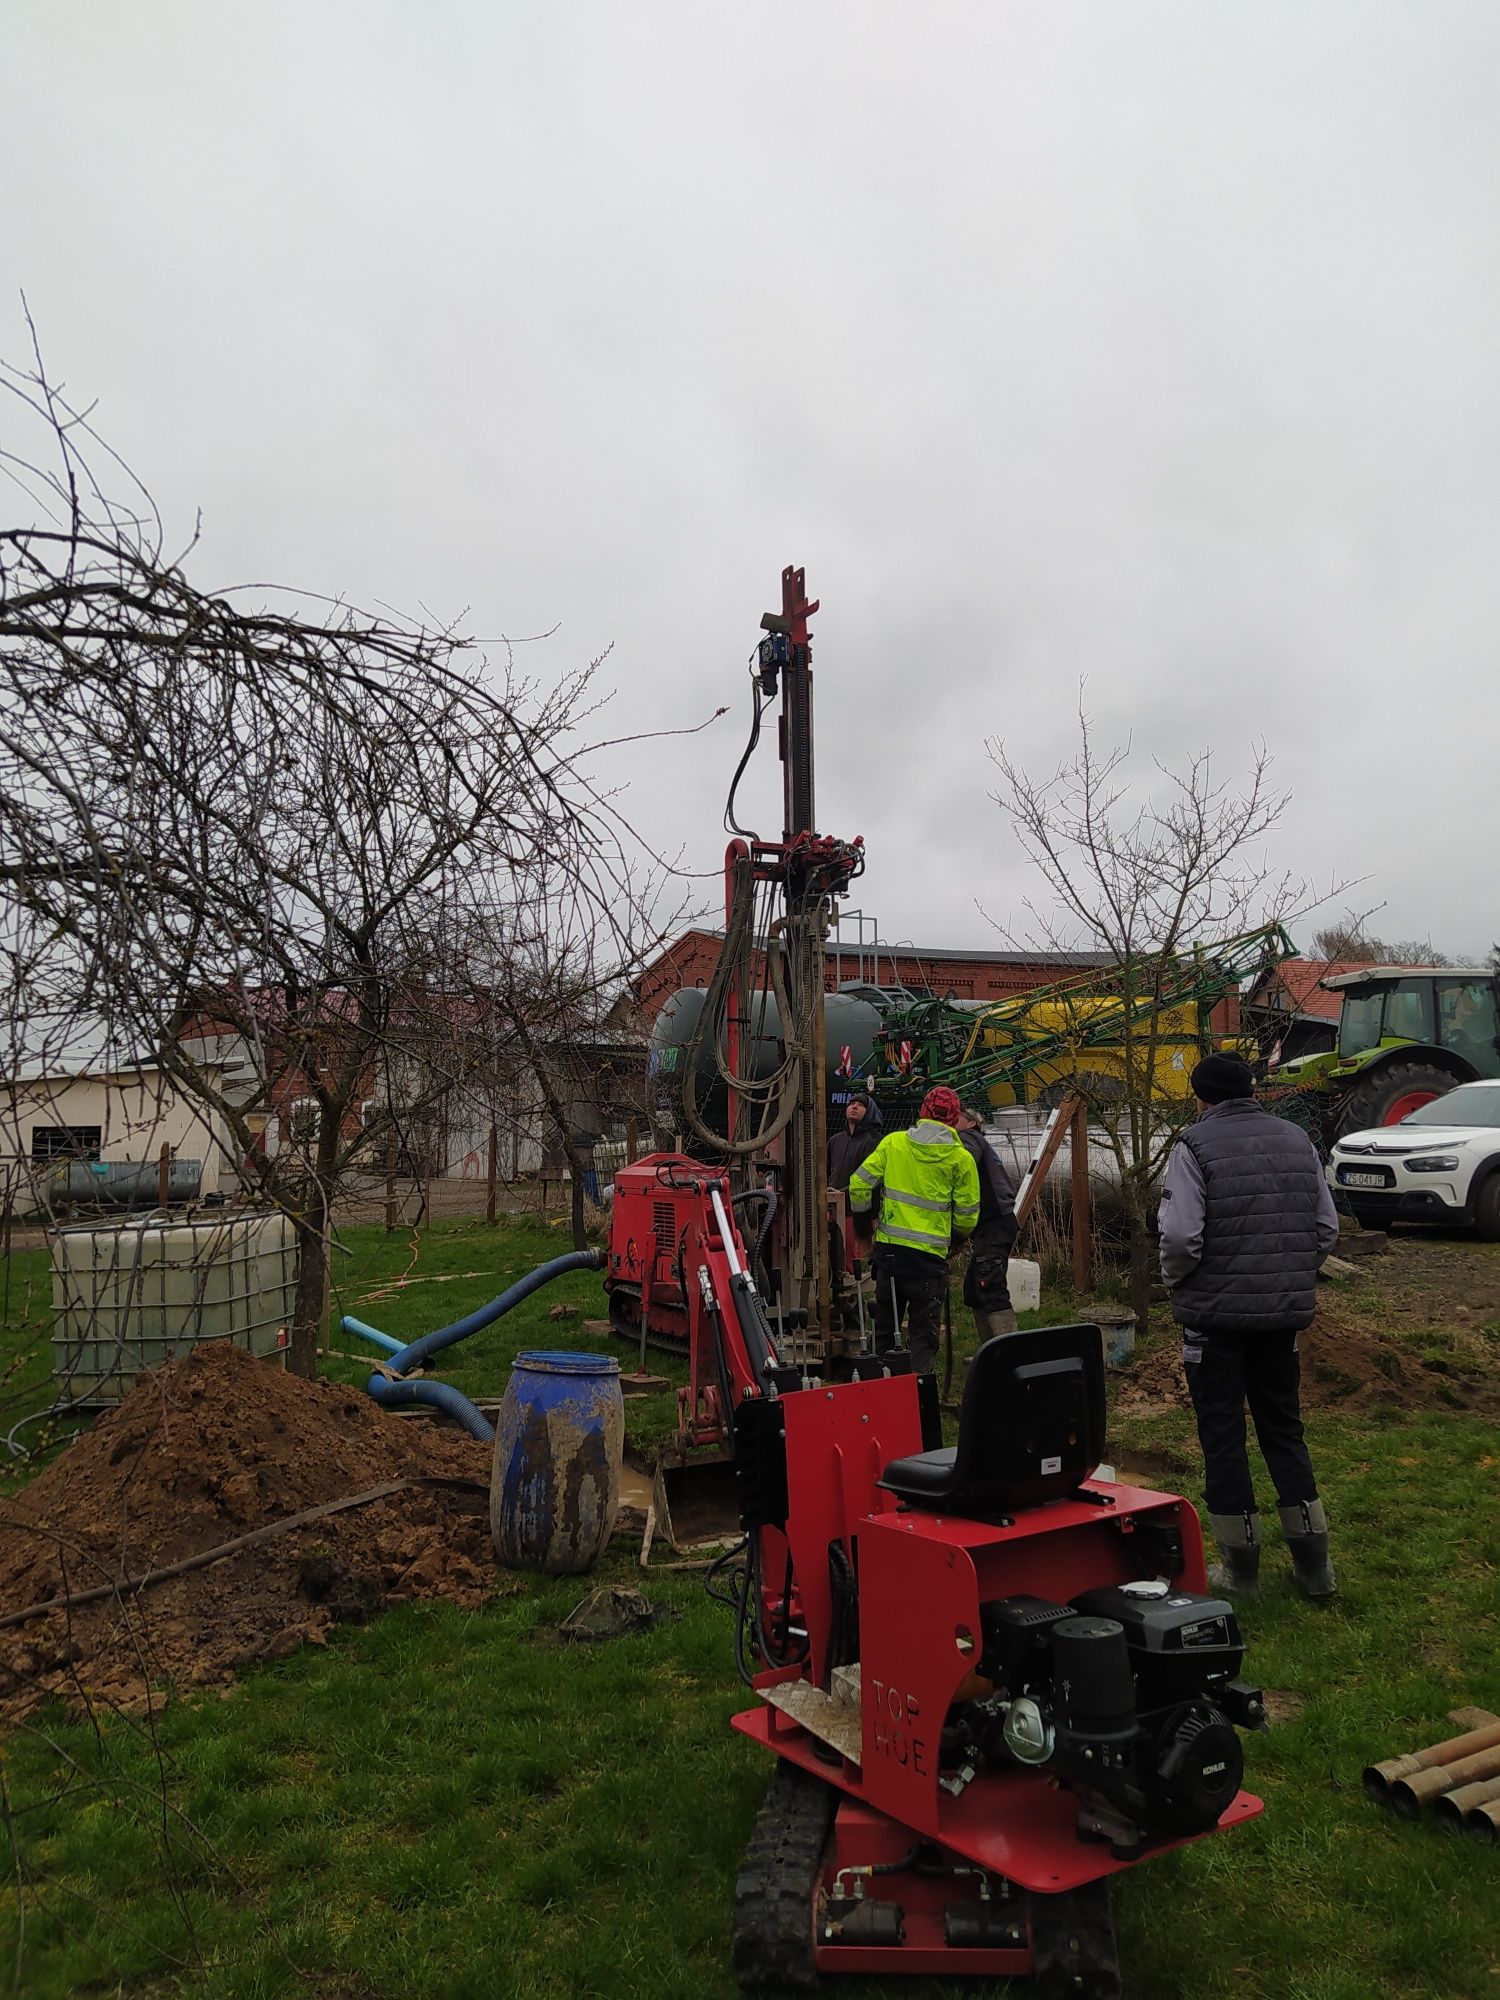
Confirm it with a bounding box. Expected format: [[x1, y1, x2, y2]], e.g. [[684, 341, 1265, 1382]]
[[50, 1210, 297, 1403], [984, 1106, 1137, 1221]]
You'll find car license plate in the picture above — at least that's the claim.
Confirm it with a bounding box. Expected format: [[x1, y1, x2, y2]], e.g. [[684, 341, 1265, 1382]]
[[1342, 1170, 1388, 1189]]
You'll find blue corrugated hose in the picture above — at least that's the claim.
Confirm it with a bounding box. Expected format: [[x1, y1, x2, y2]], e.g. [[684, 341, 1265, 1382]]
[[345, 1248, 607, 1443]]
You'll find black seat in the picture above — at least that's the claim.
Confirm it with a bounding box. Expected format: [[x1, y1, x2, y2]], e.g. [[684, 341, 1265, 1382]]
[[878, 1324, 1106, 1517]]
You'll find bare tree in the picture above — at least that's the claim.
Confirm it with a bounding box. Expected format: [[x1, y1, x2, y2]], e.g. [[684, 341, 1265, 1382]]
[[0, 337, 679, 1373], [1311, 923, 1451, 966], [988, 702, 1333, 1333]]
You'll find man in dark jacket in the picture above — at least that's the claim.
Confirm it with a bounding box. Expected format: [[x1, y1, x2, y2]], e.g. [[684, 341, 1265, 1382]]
[[956, 1098, 1019, 1336], [828, 1092, 881, 1193], [1159, 1054, 1341, 1599], [827, 1092, 882, 1294]]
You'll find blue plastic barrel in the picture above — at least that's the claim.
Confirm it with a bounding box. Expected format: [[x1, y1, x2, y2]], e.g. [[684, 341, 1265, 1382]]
[[489, 1350, 624, 1575]]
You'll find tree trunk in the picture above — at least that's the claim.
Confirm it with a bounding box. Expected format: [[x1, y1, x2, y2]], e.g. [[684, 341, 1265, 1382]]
[[1125, 1187, 1153, 1341], [289, 1189, 329, 1379], [569, 1161, 587, 1252]]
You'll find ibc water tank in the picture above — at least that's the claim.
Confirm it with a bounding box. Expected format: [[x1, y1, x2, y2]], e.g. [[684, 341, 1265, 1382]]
[[50, 1210, 298, 1404]]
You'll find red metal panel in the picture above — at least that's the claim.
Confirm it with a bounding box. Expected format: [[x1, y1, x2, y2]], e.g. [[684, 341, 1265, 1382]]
[[732, 1476, 1257, 1895], [780, 1375, 927, 1684]]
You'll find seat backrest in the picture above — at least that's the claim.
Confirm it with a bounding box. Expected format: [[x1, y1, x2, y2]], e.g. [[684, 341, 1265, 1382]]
[[946, 1323, 1107, 1514]]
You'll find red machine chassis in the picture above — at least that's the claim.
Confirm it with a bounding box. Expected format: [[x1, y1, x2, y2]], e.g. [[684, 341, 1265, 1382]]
[[730, 1372, 1263, 1979]]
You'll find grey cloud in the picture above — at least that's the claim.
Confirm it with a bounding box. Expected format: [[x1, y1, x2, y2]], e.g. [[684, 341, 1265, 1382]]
[[5, 0, 1497, 960]]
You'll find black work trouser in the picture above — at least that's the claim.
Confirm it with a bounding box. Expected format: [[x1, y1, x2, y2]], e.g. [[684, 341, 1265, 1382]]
[[871, 1246, 947, 1376], [1182, 1327, 1319, 1516]]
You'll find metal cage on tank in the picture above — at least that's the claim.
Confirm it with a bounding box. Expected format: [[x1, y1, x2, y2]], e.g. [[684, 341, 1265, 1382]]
[[50, 1209, 297, 1405]]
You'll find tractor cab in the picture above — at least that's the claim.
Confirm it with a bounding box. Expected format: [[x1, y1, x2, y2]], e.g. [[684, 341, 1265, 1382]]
[[1278, 965, 1500, 1141], [1332, 969, 1500, 1071]]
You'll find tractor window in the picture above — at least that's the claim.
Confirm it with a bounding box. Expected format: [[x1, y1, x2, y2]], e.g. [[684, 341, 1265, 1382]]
[[1382, 981, 1433, 1044], [1436, 980, 1500, 1063], [1337, 988, 1387, 1057]]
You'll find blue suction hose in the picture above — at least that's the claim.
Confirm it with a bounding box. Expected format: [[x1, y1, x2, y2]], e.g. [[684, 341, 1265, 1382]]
[[346, 1248, 607, 1442]]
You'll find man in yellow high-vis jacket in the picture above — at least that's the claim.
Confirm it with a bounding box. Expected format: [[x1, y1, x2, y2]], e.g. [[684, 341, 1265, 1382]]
[[848, 1084, 981, 1373]]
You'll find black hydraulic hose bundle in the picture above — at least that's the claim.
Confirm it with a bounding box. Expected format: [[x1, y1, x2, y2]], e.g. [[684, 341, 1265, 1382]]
[[678, 848, 819, 1157], [724, 673, 766, 838], [731, 1183, 779, 1291], [826, 1539, 859, 1679]]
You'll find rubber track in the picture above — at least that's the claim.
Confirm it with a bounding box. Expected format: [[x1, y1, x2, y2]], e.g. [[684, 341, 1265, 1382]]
[[607, 1292, 693, 1362], [1029, 1877, 1122, 2000], [732, 1758, 838, 1993]]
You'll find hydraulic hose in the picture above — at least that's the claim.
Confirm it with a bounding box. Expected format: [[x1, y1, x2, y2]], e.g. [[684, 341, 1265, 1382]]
[[732, 1183, 778, 1288]]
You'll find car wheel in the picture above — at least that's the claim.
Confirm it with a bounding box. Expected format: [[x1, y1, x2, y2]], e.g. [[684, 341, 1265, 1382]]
[[1473, 1170, 1500, 1243]]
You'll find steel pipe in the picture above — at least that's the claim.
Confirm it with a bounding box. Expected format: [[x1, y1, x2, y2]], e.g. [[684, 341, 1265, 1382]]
[[1363, 1719, 1500, 1802], [1390, 1743, 1500, 1818], [1433, 1772, 1500, 1828]]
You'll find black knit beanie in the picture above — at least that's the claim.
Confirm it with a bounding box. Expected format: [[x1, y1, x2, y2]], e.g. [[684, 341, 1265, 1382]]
[[1190, 1054, 1255, 1104]]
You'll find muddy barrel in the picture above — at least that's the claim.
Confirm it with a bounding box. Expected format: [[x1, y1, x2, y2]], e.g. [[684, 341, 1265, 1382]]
[[490, 1351, 624, 1575]]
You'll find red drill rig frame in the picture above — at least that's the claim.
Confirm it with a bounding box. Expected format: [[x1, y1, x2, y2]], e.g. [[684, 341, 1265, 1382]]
[[601, 572, 1265, 1993]]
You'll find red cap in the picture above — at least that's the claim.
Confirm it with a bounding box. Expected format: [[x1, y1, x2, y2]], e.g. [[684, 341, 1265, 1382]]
[[919, 1085, 962, 1127]]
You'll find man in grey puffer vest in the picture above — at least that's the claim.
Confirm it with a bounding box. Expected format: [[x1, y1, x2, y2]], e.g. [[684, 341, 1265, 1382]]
[[1159, 1054, 1341, 1599]]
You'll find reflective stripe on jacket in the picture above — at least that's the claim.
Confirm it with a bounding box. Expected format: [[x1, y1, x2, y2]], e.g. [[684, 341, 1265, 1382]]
[[848, 1120, 982, 1258]]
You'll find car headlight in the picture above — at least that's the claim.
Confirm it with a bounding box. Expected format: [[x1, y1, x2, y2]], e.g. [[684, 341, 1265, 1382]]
[[1404, 1155, 1460, 1174]]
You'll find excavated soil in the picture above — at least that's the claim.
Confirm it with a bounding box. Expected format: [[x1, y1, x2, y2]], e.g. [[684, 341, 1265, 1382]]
[[0, 1343, 500, 1717], [1113, 1247, 1500, 1422]]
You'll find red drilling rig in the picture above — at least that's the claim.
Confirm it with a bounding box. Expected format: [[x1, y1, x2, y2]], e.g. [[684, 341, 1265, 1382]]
[[602, 569, 1265, 1995]]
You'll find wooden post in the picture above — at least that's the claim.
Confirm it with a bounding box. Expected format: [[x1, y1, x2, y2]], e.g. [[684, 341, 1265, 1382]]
[[486, 1125, 498, 1225], [626, 1115, 639, 1165], [1013, 1096, 1080, 1232], [157, 1141, 172, 1209], [1070, 1099, 1093, 1296], [384, 1135, 397, 1233]]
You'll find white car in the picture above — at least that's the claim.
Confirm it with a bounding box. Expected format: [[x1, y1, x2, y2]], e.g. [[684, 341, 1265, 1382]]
[[1327, 1079, 1500, 1237]]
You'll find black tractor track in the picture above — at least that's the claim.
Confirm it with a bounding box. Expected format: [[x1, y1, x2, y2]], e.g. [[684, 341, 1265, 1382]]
[[1029, 1877, 1122, 2000], [732, 1759, 839, 1993]]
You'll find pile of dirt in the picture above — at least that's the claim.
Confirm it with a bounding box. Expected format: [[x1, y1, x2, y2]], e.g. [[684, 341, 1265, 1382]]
[[0, 1343, 499, 1716], [1113, 1290, 1499, 1419]]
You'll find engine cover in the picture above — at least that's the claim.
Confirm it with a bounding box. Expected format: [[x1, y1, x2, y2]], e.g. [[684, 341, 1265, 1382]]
[[1070, 1581, 1244, 1705]]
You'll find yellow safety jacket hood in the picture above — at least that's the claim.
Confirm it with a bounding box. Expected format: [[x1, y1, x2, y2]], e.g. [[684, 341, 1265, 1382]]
[[847, 1119, 982, 1258]]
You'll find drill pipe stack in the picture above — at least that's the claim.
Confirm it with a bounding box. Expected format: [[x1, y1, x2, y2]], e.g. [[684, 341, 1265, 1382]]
[[1365, 1710, 1500, 1833]]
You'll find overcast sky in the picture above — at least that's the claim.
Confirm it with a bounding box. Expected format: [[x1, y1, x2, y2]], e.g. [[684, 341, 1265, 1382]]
[[6, 2, 1497, 966]]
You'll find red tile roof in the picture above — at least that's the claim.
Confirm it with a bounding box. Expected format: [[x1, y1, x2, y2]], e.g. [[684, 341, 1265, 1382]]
[[1258, 960, 1374, 1022]]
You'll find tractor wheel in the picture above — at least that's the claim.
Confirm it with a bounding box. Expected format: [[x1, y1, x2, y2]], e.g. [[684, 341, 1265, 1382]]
[[1332, 1062, 1457, 1140], [1030, 1878, 1122, 2000], [1473, 1170, 1500, 1244], [732, 1759, 838, 1993]]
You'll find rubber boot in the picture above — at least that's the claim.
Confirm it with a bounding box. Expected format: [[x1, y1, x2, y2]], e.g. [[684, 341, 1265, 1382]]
[[1280, 1498, 1336, 1600], [1206, 1510, 1260, 1597]]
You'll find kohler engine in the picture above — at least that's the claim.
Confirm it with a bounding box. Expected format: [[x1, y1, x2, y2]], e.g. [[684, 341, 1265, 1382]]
[[948, 1581, 1266, 1858]]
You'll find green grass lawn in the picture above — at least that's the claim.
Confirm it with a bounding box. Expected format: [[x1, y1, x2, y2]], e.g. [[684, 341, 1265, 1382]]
[[2, 1220, 1499, 1998]]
